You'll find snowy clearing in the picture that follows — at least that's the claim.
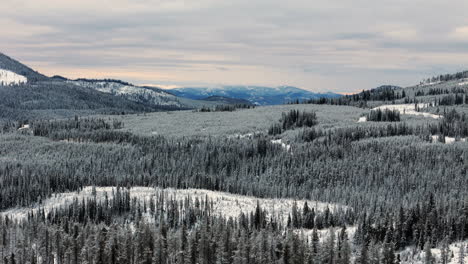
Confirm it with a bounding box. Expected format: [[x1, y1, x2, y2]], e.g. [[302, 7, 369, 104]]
[[295, 226, 357, 243], [399, 241, 468, 264], [271, 139, 292, 152], [17, 124, 30, 130], [69, 80, 179, 106], [228, 132, 258, 139], [1, 187, 348, 225], [431, 135, 467, 144], [372, 104, 441, 119], [359, 103, 441, 122], [0, 69, 27, 85], [358, 116, 367, 122]]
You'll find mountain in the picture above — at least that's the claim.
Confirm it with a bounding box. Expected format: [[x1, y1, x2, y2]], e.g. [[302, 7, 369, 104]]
[[69, 79, 187, 109], [201, 96, 254, 106], [0, 53, 175, 120], [68, 79, 237, 109], [0, 53, 48, 83], [170, 85, 341, 105]]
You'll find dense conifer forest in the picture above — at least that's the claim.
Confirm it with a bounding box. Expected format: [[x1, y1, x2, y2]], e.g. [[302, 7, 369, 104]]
[[0, 97, 467, 263], [1, 54, 468, 263]]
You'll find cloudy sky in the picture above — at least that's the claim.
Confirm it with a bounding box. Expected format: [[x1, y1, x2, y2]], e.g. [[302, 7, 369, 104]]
[[2, 0, 468, 93]]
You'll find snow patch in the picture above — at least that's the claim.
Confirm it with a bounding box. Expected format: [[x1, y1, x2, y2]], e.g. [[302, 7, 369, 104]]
[[271, 139, 292, 152], [228, 132, 255, 139], [0, 69, 27, 86], [69, 80, 179, 106], [399, 241, 468, 264], [431, 135, 467, 144], [0, 187, 348, 226], [372, 103, 441, 119], [18, 124, 30, 130], [358, 116, 367, 123]]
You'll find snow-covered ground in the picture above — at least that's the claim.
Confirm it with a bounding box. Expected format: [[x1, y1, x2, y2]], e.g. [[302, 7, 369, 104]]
[[373, 103, 441, 119], [0, 69, 27, 85], [431, 135, 467, 144], [399, 241, 468, 264], [69, 80, 180, 106], [18, 124, 30, 130], [271, 139, 292, 152], [358, 116, 367, 123], [1, 187, 348, 225], [228, 132, 258, 139], [358, 103, 441, 122], [296, 226, 357, 243]]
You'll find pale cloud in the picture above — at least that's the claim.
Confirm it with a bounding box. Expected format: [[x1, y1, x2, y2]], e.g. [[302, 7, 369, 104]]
[[451, 26, 468, 40], [1, 0, 468, 93]]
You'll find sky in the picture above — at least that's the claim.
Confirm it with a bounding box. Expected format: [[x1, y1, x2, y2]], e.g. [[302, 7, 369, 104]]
[[1, 0, 468, 93]]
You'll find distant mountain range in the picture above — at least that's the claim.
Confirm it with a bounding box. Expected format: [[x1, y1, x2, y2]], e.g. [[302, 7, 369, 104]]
[[170, 86, 341, 105], [0, 52, 341, 120]]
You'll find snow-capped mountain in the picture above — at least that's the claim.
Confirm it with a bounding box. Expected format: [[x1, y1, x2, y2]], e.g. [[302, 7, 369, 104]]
[[0, 53, 48, 82], [0, 69, 27, 86], [170, 85, 341, 105], [69, 79, 184, 107]]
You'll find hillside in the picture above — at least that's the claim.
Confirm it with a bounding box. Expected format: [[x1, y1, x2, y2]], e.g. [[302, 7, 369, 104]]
[[201, 95, 254, 105], [0, 54, 248, 120], [1, 53, 467, 264], [69, 79, 237, 109], [170, 85, 341, 105], [0, 53, 48, 82]]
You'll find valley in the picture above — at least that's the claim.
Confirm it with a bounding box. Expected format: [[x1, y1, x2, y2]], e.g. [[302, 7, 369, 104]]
[[0, 53, 467, 264]]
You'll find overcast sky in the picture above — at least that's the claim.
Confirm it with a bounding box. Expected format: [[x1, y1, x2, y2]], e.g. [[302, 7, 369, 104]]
[[2, 0, 468, 93]]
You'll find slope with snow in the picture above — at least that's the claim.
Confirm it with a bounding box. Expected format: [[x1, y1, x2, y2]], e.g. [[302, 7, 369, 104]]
[[171, 85, 341, 105], [358, 103, 441, 122], [69, 80, 181, 107], [0, 69, 27, 86], [1, 186, 349, 225], [399, 241, 468, 264], [431, 135, 467, 144]]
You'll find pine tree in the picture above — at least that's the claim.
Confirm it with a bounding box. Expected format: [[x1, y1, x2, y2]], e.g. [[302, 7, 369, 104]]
[[320, 228, 335, 264], [337, 226, 351, 264], [423, 241, 434, 264], [458, 243, 466, 264], [440, 238, 451, 264], [357, 242, 369, 264]]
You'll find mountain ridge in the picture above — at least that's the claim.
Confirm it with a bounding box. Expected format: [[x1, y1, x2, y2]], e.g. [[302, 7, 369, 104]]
[[170, 85, 341, 105]]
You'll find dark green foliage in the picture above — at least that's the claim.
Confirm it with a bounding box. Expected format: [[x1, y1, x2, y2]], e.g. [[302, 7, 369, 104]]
[[0, 53, 48, 82], [198, 104, 254, 112], [0, 81, 169, 120], [269, 110, 318, 135], [0, 103, 466, 262], [422, 70, 468, 84], [366, 109, 401, 122]]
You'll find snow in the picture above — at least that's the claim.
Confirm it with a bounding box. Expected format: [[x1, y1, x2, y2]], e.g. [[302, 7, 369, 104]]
[[271, 139, 292, 152], [296, 226, 357, 243], [69, 80, 179, 106], [431, 135, 467, 144], [399, 241, 468, 264], [358, 103, 441, 122], [0, 187, 348, 226], [18, 124, 30, 130], [458, 81, 468, 86], [0, 69, 27, 86], [372, 103, 440, 119], [228, 132, 256, 139]]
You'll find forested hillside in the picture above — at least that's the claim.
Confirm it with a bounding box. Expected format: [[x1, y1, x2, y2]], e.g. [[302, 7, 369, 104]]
[[0, 52, 467, 263], [0, 54, 248, 121], [0, 97, 467, 263]]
